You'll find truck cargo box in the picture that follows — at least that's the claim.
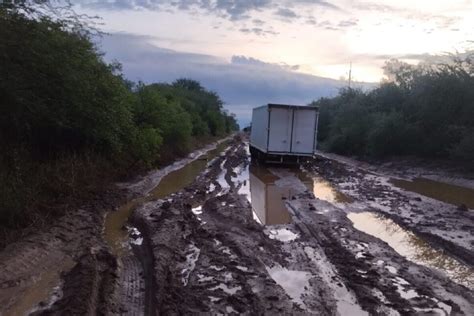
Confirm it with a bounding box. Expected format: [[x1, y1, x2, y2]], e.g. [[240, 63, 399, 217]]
[[250, 104, 319, 162]]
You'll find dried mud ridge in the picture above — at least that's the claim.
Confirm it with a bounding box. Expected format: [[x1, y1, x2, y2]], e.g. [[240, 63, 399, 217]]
[[1, 135, 473, 315]]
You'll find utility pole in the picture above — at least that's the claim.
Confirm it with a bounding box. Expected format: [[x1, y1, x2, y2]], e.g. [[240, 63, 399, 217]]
[[348, 61, 352, 89]]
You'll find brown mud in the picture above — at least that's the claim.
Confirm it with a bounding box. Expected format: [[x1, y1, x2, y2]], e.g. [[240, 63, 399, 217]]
[[1, 134, 473, 315], [305, 155, 474, 264]]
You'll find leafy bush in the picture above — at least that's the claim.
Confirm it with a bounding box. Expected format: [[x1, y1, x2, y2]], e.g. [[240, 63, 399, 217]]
[[0, 9, 136, 158], [0, 4, 239, 230], [313, 55, 474, 164], [450, 131, 474, 163]]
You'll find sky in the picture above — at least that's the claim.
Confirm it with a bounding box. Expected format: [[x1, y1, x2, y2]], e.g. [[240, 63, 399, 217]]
[[73, 0, 473, 126]]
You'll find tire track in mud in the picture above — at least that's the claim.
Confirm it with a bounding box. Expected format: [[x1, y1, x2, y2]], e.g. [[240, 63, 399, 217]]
[[132, 139, 305, 314], [288, 201, 410, 315], [6, 135, 472, 315], [287, 196, 474, 315], [118, 255, 146, 316], [0, 138, 232, 316], [0, 208, 113, 316], [104, 137, 234, 316], [305, 155, 474, 266]]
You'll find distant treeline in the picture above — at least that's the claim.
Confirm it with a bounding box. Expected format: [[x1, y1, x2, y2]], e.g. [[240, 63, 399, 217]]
[[0, 4, 238, 229], [313, 57, 474, 165]]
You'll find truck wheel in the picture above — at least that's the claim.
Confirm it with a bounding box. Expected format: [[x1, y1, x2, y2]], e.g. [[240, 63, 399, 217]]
[[249, 146, 257, 159]]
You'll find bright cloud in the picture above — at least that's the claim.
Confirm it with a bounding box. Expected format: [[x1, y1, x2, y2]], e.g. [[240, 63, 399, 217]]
[[73, 0, 473, 123], [76, 0, 473, 81]]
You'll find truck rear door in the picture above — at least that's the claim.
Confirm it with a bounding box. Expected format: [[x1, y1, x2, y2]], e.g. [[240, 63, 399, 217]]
[[268, 107, 292, 152], [291, 108, 316, 154]]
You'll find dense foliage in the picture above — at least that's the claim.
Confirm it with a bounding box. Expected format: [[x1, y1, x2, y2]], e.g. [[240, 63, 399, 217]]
[[0, 5, 238, 229], [313, 57, 474, 165]]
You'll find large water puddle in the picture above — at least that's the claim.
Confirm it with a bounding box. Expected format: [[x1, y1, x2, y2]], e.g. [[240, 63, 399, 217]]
[[249, 165, 293, 225], [391, 177, 474, 209], [105, 141, 230, 256], [248, 165, 352, 225], [1, 256, 74, 316], [348, 212, 474, 289], [298, 172, 353, 204]]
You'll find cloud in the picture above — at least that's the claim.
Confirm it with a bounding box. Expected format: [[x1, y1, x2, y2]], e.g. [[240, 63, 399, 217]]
[[291, 0, 341, 11], [353, 1, 463, 30], [80, 0, 274, 20], [239, 27, 279, 36], [97, 32, 359, 126], [209, 0, 274, 20], [252, 18, 266, 25], [275, 8, 299, 19], [231, 55, 300, 71], [302, 18, 358, 31], [337, 19, 358, 28], [352, 2, 398, 13], [80, 0, 161, 10], [306, 17, 317, 25], [79, 0, 341, 21], [350, 51, 474, 65]]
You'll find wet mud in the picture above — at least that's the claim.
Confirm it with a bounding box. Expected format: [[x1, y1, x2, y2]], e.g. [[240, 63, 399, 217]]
[[1, 134, 473, 315], [390, 177, 474, 209], [305, 155, 474, 265]]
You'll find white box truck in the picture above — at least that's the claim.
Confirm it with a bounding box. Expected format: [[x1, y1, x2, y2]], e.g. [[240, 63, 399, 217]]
[[250, 104, 319, 163]]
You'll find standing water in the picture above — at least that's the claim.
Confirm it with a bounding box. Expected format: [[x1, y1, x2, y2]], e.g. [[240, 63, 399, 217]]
[[298, 171, 353, 204], [248, 165, 293, 225], [2, 257, 74, 316], [391, 177, 474, 209], [348, 212, 474, 289], [246, 165, 352, 225], [104, 141, 230, 256]]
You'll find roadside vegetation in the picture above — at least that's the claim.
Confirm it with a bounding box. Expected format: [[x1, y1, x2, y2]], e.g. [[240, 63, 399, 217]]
[[313, 56, 474, 166], [0, 3, 238, 233]]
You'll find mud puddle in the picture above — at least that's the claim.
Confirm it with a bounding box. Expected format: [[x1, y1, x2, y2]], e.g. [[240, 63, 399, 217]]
[[2, 257, 74, 316], [348, 212, 474, 288], [265, 265, 312, 307], [299, 171, 353, 204], [105, 141, 230, 256], [391, 177, 474, 209], [248, 165, 292, 225], [247, 164, 352, 224]]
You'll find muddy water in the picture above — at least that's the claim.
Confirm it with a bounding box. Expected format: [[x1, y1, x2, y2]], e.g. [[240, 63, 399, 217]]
[[348, 212, 474, 289], [249, 165, 293, 225], [2, 256, 74, 316], [105, 142, 229, 256], [247, 165, 352, 225], [298, 172, 353, 203], [391, 177, 474, 209]]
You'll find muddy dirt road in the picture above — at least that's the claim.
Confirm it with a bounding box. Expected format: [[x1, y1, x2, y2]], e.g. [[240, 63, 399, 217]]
[[1, 134, 473, 315]]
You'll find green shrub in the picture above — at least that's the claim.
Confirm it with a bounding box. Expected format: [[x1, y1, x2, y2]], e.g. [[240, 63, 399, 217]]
[[450, 131, 474, 163], [0, 4, 239, 231], [313, 55, 474, 163]]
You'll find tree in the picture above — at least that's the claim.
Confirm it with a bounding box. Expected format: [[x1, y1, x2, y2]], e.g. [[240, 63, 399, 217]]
[[313, 55, 474, 165]]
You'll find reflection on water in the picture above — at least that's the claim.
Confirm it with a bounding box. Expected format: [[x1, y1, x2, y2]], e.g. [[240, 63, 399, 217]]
[[104, 197, 147, 256], [391, 178, 474, 209], [298, 172, 353, 204], [104, 141, 229, 256], [348, 212, 474, 289], [249, 165, 292, 225], [248, 165, 353, 225]]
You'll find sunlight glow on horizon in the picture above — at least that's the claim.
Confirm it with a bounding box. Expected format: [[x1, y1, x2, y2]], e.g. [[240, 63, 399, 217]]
[[77, 0, 473, 83]]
